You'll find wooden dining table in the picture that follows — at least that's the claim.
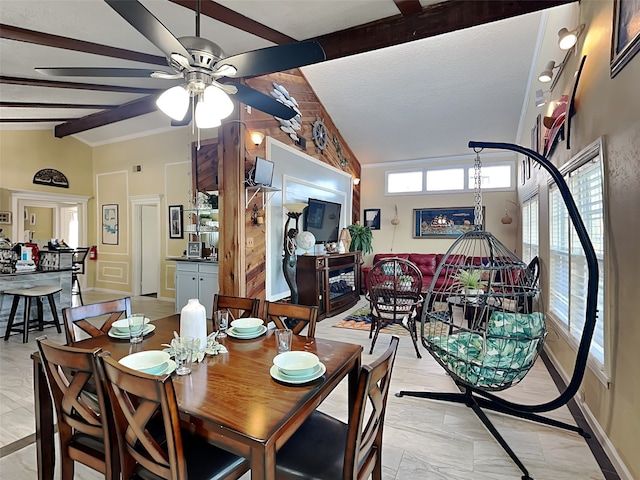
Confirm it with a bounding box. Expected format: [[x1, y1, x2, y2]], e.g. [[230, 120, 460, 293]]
[[32, 314, 363, 480]]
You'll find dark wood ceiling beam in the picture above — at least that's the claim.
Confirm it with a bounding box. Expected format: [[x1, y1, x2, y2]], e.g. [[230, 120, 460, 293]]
[[1, 101, 118, 109], [0, 76, 160, 94], [1, 118, 73, 123], [168, 0, 296, 44], [54, 95, 160, 138], [313, 0, 576, 60], [394, 0, 422, 17], [0, 23, 168, 66]]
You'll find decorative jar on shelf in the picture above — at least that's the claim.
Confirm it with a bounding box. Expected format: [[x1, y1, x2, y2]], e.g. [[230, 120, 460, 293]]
[[179, 299, 207, 351]]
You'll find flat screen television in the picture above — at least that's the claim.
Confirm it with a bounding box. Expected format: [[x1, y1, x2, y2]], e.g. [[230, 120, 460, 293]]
[[253, 157, 274, 186], [304, 198, 342, 244]]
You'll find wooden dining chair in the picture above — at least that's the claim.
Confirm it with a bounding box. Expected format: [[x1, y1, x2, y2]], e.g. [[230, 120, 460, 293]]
[[62, 297, 132, 344], [99, 353, 249, 480], [36, 336, 119, 480], [275, 336, 400, 480], [213, 294, 261, 321], [265, 301, 318, 338]]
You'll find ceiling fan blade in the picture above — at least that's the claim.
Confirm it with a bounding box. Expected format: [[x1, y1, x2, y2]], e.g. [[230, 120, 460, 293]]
[[217, 41, 325, 78], [232, 83, 297, 120], [105, 0, 191, 65], [36, 67, 170, 78]]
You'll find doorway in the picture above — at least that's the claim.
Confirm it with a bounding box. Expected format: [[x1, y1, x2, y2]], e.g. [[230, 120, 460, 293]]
[[131, 195, 161, 297]]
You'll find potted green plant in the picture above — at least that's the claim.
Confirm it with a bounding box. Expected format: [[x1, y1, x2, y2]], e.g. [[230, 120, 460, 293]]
[[451, 269, 487, 297], [398, 274, 413, 290], [347, 222, 373, 255]]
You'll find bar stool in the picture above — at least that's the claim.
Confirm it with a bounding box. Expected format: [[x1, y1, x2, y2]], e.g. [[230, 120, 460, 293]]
[[3, 286, 62, 343]]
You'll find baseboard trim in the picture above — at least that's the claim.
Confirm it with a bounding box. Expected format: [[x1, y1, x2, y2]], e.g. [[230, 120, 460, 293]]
[[543, 347, 633, 480]]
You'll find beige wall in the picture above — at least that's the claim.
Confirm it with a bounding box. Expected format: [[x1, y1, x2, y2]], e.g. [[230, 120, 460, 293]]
[[360, 157, 519, 267], [517, 1, 640, 477]]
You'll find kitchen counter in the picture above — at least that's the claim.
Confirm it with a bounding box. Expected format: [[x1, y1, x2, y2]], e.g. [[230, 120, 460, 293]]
[[167, 258, 218, 317], [0, 268, 73, 334]]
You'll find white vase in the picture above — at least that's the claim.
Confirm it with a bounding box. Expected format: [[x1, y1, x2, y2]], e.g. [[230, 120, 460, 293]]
[[180, 298, 207, 351], [338, 240, 346, 254]]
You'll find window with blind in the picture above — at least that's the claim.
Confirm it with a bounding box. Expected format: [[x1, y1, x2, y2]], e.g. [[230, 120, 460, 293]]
[[548, 148, 605, 367], [521, 195, 539, 264]]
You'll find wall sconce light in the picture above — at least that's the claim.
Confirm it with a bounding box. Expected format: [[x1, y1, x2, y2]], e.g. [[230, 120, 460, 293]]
[[250, 131, 265, 146], [538, 60, 563, 83], [535, 89, 550, 107], [353, 177, 361, 185], [558, 24, 585, 50]]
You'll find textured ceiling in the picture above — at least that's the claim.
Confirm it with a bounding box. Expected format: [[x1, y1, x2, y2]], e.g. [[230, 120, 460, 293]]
[[0, 1, 579, 164]]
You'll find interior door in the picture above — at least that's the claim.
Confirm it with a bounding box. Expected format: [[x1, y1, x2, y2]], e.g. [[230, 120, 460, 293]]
[[141, 205, 159, 295]]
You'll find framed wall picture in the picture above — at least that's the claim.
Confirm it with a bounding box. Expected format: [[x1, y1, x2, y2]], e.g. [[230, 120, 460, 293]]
[[102, 204, 119, 245], [413, 207, 481, 238], [611, 0, 640, 78], [364, 209, 381, 230], [169, 205, 183, 239], [30, 213, 36, 225], [187, 241, 203, 258]]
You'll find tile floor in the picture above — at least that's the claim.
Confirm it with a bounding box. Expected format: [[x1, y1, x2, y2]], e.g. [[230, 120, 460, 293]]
[[0, 292, 608, 479]]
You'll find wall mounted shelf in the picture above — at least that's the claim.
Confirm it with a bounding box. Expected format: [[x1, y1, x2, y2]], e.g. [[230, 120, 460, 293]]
[[245, 185, 280, 209]]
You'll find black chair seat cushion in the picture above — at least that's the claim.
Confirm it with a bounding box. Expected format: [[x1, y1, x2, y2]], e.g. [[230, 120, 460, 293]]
[[276, 411, 349, 480], [134, 430, 247, 480]]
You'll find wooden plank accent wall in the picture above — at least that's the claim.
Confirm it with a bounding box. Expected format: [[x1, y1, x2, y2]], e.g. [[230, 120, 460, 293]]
[[239, 68, 362, 301]]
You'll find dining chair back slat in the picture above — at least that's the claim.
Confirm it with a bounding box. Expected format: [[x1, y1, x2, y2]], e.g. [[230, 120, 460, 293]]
[[265, 301, 318, 338], [99, 354, 249, 480], [63, 297, 132, 344], [213, 294, 261, 321], [36, 336, 119, 480]]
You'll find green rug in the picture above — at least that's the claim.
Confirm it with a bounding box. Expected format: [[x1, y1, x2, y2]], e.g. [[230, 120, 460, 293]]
[[333, 307, 409, 336]]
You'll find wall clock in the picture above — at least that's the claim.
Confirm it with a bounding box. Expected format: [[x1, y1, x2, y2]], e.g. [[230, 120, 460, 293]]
[[312, 116, 328, 153]]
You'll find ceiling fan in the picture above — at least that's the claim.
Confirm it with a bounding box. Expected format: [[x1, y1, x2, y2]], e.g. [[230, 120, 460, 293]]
[[36, 0, 326, 128]]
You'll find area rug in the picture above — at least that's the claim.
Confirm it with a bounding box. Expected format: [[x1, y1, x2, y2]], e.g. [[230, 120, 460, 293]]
[[333, 307, 409, 336]]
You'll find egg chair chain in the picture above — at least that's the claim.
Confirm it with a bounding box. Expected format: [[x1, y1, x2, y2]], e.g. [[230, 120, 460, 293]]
[[473, 149, 483, 230]]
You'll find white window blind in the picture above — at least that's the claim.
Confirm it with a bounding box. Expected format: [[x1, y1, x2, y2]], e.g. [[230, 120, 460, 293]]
[[548, 158, 605, 365], [521, 196, 539, 264]]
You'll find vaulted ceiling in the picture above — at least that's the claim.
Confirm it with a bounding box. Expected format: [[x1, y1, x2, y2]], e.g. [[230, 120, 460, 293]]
[[0, 0, 576, 164]]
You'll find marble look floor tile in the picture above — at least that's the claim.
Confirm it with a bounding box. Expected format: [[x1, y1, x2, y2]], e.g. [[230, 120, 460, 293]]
[[0, 293, 609, 479]]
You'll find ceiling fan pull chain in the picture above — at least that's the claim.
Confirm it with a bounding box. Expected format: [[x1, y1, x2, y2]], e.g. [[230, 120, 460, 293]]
[[473, 150, 483, 230]]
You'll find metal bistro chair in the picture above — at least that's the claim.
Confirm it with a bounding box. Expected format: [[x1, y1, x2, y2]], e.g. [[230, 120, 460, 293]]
[[275, 336, 400, 480], [71, 247, 90, 306], [366, 258, 423, 358], [99, 353, 249, 480]]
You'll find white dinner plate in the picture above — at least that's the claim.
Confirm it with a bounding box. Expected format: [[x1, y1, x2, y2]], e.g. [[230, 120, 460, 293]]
[[227, 325, 267, 339], [108, 323, 156, 339], [270, 362, 326, 384]]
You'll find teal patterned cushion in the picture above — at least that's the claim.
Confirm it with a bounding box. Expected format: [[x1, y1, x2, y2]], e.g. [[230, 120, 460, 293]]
[[427, 312, 546, 389]]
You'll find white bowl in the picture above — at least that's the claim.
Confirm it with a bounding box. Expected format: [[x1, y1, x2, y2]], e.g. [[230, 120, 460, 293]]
[[231, 318, 263, 334], [273, 351, 319, 377], [119, 350, 170, 374], [112, 316, 150, 333]]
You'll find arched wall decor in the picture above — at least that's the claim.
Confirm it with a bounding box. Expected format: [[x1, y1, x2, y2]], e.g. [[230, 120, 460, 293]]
[[33, 169, 69, 188]]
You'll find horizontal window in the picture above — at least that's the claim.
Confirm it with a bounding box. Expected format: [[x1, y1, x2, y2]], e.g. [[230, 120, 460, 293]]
[[386, 170, 423, 193]]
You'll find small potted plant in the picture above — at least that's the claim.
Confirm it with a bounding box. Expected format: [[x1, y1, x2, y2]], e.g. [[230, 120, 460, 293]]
[[398, 274, 413, 290], [451, 269, 487, 297], [347, 222, 373, 255]]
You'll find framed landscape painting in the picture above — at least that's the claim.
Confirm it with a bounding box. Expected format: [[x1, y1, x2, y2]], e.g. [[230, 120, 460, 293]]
[[413, 207, 482, 238], [611, 0, 640, 77]]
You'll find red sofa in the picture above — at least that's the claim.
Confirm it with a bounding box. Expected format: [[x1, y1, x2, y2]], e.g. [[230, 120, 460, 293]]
[[362, 253, 466, 294]]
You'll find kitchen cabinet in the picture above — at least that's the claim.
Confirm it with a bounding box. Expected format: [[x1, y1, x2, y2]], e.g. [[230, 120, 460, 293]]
[[175, 261, 218, 318]]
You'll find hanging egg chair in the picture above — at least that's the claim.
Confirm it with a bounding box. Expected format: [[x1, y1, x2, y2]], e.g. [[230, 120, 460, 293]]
[[397, 142, 600, 480]]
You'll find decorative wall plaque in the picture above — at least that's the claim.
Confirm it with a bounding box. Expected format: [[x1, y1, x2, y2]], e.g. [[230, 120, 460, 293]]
[[33, 168, 69, 188], [270, 82, 302, 142]]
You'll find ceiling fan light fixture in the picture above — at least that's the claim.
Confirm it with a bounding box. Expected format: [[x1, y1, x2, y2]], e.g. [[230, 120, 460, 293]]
[[203, 85, 234, 119], [156, 85, 189, 121], [195, 99, 222, 129]]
